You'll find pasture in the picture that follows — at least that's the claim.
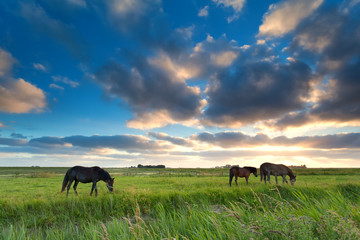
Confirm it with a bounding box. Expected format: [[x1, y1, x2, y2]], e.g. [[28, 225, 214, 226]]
[[0, 167, 359, 239]]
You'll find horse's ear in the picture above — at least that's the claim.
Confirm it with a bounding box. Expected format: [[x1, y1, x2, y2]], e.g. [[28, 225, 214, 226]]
[[112, 177, 115, 180]]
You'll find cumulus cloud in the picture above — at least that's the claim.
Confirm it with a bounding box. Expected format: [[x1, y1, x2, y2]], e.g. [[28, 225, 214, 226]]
[[271, 1, 360, 128], [202, 52, 313, 127], [0, 79, 46, 113], [0, 49, 46, 113], [95, 54, 205, 129], [259, 0, 323, 37]]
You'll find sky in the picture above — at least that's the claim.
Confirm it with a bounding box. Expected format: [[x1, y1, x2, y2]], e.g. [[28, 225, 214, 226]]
[[1, 0, 360, 168]]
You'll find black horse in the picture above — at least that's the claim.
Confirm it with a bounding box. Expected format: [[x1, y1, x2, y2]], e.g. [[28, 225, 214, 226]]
[[61, 166, 114, 196], [260, 162, 296, 185], [229, 166, 258, 186]]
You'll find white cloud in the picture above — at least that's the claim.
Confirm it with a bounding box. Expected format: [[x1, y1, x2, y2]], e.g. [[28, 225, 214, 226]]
[[52, 76, 79, 88], [49, 83, 64, 90], [198, 6, 209, 17], [0, 78, 46, 113], [0, 48, 16, 76], [33, 63, 46, 72], [213, 0, 245, 12], [210, 51, 238, 67], [213, 0, 246, 23], [259, 0, 323, 37]]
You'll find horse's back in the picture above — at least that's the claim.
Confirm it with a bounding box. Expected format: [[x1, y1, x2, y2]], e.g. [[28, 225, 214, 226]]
[[260, 162, 290, 175]]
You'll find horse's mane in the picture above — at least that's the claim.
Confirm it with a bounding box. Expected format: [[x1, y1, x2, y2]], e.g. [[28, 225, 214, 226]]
[[93, 166, 111, 180], [244, 166, 257, 174]]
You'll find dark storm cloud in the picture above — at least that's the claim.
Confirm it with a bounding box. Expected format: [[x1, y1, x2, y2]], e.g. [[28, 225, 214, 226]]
[[95, 58, 203, 122], [202, 58, 313, 127], [274, 1, 360, 128], [193, 131, 360, 149]]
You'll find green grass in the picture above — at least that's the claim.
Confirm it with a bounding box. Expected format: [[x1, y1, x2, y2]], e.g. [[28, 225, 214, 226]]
[[0, 167, 359, 239]]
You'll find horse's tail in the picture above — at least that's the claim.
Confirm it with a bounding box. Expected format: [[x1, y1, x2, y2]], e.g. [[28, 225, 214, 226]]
[[61, 170, 70, 193], [229, 168, 234, 187]]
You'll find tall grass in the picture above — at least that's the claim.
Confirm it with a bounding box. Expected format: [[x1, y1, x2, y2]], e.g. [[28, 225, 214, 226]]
[[0, 168, 359, 239]]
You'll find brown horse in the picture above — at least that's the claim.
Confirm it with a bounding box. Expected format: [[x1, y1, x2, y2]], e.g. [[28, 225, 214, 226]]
[[229, 166, 258, 186], [260, 162, 296, 185]]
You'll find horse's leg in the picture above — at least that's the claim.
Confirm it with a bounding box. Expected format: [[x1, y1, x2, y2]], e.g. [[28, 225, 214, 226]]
[[66, 180, 74, 196], [264, 172, 267, 184], [90, 182, 95, 196], [283, 175, 288, 184], [235, 176, 238, 186], [94, 182, 98, 196], [267, 172, 271, 184], [246, 176, 249, 185], [275, 175, 278, 184], [73, 180, 79, 195]]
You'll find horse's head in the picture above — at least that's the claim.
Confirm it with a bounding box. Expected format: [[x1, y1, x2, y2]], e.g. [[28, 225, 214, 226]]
[[106, 178, 115, 192], [290, 176, 296, 186], [253, 169, 258, 177]]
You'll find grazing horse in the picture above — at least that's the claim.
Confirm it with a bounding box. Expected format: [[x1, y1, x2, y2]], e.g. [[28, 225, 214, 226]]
[[229, 166, 258, 186], [260, 162, 296, 185], [61, 166, 114, 196]]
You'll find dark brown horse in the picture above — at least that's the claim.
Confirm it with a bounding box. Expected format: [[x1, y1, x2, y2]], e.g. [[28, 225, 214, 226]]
[[61, 166, 114, 196], [229, 166, 258, 186], [260, 162, 296, 185]]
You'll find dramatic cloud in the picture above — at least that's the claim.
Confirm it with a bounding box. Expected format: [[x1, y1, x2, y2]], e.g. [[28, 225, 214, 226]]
[[259, 0, 323, 37], [95, 55, 205, 129], [202, 56, 313, 128], [272, 1, 360, 128]]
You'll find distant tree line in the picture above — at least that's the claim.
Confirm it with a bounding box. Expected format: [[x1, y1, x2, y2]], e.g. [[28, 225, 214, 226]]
[[137, 164, 165, 169], [289, 165, 307, 169]]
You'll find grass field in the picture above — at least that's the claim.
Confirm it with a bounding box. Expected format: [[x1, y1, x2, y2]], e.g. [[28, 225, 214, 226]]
[[0, 167, 359, 239]]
